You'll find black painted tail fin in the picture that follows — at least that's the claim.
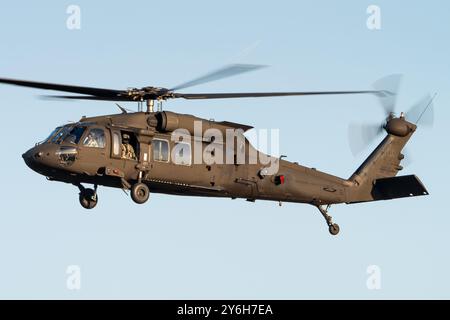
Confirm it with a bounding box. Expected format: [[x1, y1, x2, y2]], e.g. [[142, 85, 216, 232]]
[[348, 174, 429, 204]]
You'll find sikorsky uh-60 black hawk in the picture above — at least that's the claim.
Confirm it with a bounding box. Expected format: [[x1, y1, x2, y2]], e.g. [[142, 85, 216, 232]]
[[0, 65, 432, 235]]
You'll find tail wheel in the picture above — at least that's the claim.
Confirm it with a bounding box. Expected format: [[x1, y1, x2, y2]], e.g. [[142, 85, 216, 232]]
[[79, 188, 98, 209], [131, 183, 150, 204], [328, 223, 340, 236]]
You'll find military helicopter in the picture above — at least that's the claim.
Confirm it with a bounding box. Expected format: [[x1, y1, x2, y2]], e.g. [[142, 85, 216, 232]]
[[0, 65, 432, 235]]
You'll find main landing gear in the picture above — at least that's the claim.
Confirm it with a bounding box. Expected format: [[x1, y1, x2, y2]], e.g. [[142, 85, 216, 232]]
[[130, 182, 150, 204], [77, 184, 98, 209], [316, 204, 340, 236], [75, 181, 150, 209]]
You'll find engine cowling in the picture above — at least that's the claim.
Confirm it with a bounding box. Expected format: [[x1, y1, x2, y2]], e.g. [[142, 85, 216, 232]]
[[149, 111, 203, 134]]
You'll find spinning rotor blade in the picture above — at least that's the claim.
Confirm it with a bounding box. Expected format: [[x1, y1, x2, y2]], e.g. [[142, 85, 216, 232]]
[[348, 122, 384, 156], [44, 89, 382, 102], [0, 65, 386, 103], [372, 74, 403, 115], [174, 90, 380, 100], [347, 74, 404, 156], [406, 93, 435, 126], [0, 77, 123, 98], [169, 64, 267, 91]]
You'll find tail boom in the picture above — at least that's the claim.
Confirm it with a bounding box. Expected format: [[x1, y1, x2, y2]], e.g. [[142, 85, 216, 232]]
[[345, 119, 429, 203]]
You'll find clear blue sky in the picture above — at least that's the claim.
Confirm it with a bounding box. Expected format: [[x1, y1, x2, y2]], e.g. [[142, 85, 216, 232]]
[[0, 0, 449, 299]]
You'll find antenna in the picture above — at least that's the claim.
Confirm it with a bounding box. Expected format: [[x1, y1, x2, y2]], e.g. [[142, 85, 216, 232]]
[[416, 92, 437, 125], [115, 103, 128, 114]]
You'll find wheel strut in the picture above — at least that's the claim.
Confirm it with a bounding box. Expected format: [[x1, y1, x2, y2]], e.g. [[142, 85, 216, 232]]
[[316, 204, 340, 236]]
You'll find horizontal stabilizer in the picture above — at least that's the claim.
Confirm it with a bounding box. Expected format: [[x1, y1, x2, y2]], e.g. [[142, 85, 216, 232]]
[[372, 175, 429, 201]]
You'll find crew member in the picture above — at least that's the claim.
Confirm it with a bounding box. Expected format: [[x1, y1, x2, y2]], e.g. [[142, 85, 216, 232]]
[[121, 133, 136, 160]]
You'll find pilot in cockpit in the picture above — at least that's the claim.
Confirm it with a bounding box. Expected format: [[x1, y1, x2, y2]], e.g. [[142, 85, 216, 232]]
[[83, 131, 100, 148]]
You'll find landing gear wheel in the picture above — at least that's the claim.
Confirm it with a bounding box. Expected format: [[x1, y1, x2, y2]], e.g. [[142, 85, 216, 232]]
[[328, 223, 340, 236], [131, 183, 150, 204], [79, 188, 98, 209], [315, 204, 340, 236]]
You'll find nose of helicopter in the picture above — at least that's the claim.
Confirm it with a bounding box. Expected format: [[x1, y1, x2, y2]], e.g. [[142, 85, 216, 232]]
[[22, 144, 57, 174], [22, 146, 43, 172]]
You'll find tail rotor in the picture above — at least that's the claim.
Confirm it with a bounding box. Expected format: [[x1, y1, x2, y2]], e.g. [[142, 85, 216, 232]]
[[348, 75, 435, 163]]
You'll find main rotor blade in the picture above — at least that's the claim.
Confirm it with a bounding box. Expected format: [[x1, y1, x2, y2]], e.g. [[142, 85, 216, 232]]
[[0, 77, 123, 98], [169, 64, 267, 91], [348, 122, 384, 156], [175, 90, 380, 100], [372, 74, 403, 115], [42, 95, 133, 101], [406, 93, 435, 126]]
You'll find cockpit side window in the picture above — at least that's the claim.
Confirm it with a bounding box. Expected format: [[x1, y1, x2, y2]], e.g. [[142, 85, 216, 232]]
[[82, 128, 106, 148], [64, 126, 86, 145]]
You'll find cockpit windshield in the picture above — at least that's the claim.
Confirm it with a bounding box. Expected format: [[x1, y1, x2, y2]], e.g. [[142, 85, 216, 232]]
[[47, 124, 87, 145], [51, 125, 73, 144], [43, 126, 63, 143]]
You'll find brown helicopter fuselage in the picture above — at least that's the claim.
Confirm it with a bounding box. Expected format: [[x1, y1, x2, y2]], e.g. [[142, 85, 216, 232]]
[[22, 111, 357, 206]]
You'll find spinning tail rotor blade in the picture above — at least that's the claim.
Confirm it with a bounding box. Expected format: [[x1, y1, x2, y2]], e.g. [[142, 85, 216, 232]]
[[372, 74, 403, 115], [348, 122, 384, 156], [406, 93, 436, 126], [348, 74, 403, 156], [393, 93, 436, 168]]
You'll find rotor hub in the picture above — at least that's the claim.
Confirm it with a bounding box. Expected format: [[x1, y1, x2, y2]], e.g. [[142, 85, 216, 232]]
[[120, 86, 173, 101]]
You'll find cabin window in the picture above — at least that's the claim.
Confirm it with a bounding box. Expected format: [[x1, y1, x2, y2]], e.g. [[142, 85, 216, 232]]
[[82, 128, 105, 148], [173, 142, 191, 166], [112, 132, 120, 156], [153, 139, 169, 162]]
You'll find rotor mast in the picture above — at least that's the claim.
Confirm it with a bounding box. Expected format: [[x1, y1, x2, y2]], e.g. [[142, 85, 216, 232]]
[[146, 99, 154, 113]]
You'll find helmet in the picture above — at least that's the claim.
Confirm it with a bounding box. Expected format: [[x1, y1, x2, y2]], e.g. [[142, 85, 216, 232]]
[[122, 133, 130, 140]]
